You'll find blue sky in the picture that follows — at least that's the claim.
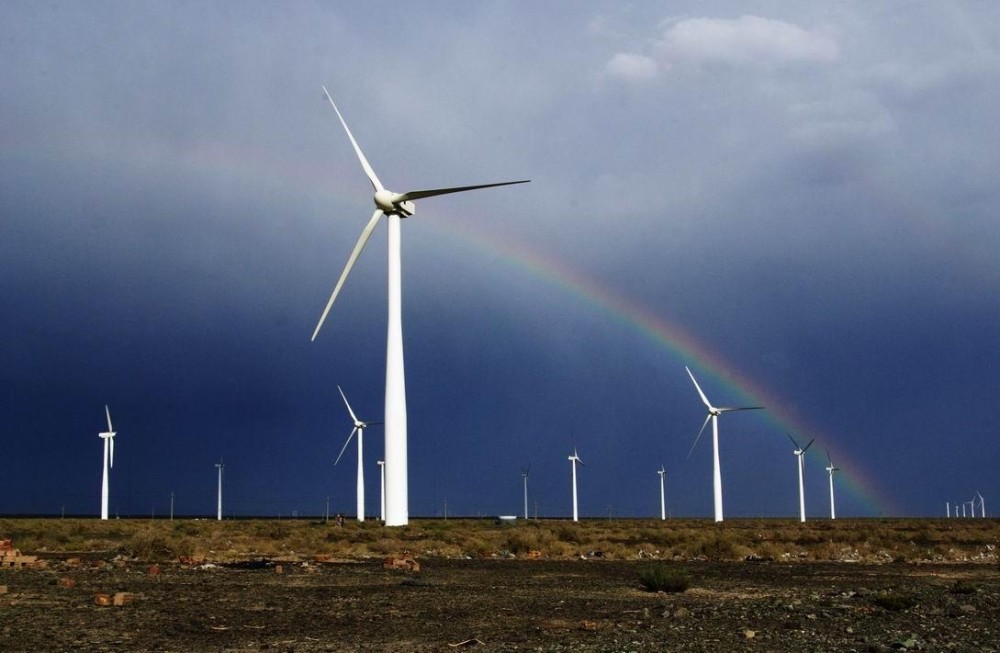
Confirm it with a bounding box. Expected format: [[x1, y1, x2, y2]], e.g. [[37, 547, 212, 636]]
[[3, 2, 999, 519]]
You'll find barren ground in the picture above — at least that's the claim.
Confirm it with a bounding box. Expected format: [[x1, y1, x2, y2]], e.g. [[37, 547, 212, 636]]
[[3, 556, 1000, 652]]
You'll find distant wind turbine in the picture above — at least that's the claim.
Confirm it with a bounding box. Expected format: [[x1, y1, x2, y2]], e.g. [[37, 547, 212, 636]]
[[521, 465, 531, 520], [310, 87, 529, 527], [215, 459, 224, 521], [685, 366, 763, 522], [788, 434, 814, 522], [976, 491, 986, 518], [568, 447, 585, 522], [334, 385, 382, 522], [657, 465, 667, 521], [825, 450, 840, 520], [98, 405, 117, 521]]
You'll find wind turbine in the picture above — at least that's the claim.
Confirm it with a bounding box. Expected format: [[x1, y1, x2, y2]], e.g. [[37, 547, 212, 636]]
[[657, 465, 667, 520], [976, 491, 986, 518], [334, 385, 382, 522], [521, 465, 531, 520], [568, 447, 585, 522], [788, 434, 814, 522], [825, 450, 840, 520], [98, 405, 117, 521], [311, 86, 529, 527], [215, 459, 224, 521], [684, 366, 763, 522]]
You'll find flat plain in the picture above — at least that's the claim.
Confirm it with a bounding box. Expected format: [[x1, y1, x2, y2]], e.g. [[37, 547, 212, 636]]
[[2, 517, 999, 651]]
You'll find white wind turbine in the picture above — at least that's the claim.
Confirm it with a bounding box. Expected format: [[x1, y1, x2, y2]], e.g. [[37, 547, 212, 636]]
[[825, 449, 840, 520], [976, 491, 986, 518], [568, 447, 585, 522], [521, 465, 531, 520], [657, 465, 667, 520], [311, 86, 529, 527], [787, 434, 814, 523], [334, 385, 382, 522], [98, 405, 117, 521], [215, 459, 224, 521], [685, 366, 763, 522]]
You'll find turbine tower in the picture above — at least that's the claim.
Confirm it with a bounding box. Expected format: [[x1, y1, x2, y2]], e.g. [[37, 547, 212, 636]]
[[685, 366, 763, 522], [97, 405, 117, 521], [311, 86, 529, 526], [568, 447, 585, 522], [788, 434, 814, 523], [825, 450, 840, 520], [215, 459, 224, 521], [657, 465, 667, 520], [377, 460, 386, 521], [334, 385, 382, 522], [521, 465, 531, 520]]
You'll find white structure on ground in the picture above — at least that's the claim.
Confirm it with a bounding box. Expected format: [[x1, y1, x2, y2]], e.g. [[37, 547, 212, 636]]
[[568, 448, 585, 522], [334, 385, 381, 522], [310, 86, 528, 526], [684, 367, 763, 522]]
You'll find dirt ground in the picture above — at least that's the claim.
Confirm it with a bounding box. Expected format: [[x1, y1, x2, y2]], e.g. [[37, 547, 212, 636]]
[[2, 557, 999, 652]]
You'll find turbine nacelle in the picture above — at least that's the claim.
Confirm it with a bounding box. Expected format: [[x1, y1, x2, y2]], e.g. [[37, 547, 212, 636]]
[[374, 189, 415, 217]]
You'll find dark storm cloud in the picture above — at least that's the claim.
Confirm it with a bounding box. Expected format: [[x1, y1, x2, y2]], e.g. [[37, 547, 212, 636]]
[[2, 2, 999, 519]]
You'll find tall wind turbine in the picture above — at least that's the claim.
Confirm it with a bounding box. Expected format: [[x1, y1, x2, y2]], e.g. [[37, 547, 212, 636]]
[[685, 366, 763, 522], [976, 491, 986, 518], [215, 459, 224, 521], [825, 450, 840, 520], [788, 434, 814, 522], [334, 385, 382, 522], [521, 465, 531, 520], [98, 405, 117, 521], [568, 448, 585, 522], [657, 465, 667, 520], [311, 86, 529, 527]]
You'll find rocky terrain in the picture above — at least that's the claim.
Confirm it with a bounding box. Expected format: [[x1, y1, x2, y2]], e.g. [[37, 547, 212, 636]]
[[2, 555, 999, 652]]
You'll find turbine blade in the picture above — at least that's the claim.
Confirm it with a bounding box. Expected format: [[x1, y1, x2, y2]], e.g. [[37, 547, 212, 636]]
[[337, 385, 359, 424], [321, 86, 383, 192], [686, 414, 712, 460], [802, 438, 815, 453], [334, 428, 357, 466], [577, 457, 586, 467], [109, 436, 114, 469], [311, 209, 384, 341], [826, 449, 833, 465], [397, 180, 530, 202], [717, 406, 764, 413], [685, 366, 713, 410], [786, 433, 800, 449], [105, 405, 113, 432]]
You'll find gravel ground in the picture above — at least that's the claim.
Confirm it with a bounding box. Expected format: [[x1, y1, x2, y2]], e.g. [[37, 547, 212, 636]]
[[2, 557, 999, 652]]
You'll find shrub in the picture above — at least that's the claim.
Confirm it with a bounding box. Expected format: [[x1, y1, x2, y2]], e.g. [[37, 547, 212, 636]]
[[950, 580, 978, 595], [872, 591, 917, 611], [638, 565, 691, 593]]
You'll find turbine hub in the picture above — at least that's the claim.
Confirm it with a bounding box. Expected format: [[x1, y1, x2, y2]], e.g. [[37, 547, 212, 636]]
[[373, 190, 415, 217]]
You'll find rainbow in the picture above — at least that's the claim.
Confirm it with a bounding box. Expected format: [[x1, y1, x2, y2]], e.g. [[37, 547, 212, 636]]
[[424, 214, 900, 517]]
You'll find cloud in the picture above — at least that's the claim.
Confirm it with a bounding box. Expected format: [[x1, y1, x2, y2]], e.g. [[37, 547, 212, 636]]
[[603, 52, 659, 82], [604, 15, 838, 82]]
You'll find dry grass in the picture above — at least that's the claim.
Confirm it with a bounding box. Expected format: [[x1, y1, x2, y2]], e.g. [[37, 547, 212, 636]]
[[2, 517, 998, 563]]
